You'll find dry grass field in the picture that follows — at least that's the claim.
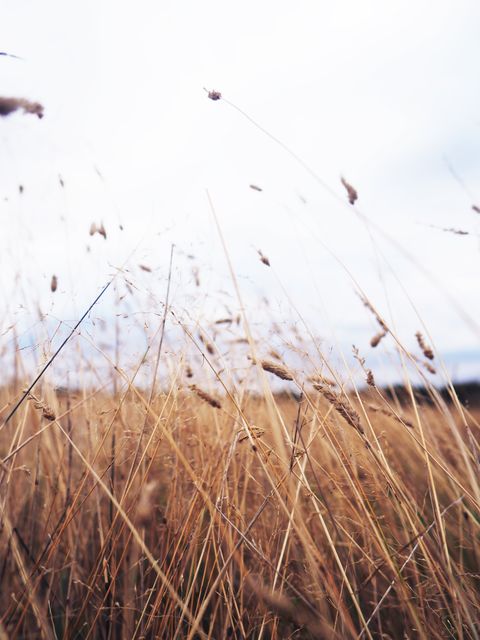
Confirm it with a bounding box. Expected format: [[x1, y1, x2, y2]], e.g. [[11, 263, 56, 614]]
[[1, 90, 479, 639], [1, 325, 479, 639]]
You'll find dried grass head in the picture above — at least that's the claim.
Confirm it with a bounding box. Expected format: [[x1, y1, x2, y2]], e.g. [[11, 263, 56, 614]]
[[0, 97, 44, 118], [340, 176, 358, 205], [259, 359, 293, 381], [257, 250, 270, 266], [189, 384, 221, 409], [316, 384, 364, 434], [415, 332, 434, 360], [370, 330, 387, 348], [89, 222, 107, 239], [207, 89, 222, 101]]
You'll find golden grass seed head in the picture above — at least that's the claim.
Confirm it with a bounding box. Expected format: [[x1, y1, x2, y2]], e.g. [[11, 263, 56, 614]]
[[189, 384, 222, 409], [259, 359, 293, 381]]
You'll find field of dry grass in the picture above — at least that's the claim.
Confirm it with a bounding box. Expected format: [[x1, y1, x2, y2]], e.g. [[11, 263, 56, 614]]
[[1, 337, 479, 638], [1, 89, 479, 640]]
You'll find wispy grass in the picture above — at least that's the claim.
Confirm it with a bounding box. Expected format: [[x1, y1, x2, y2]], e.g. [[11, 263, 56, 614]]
[[0, 88, 479, 640]]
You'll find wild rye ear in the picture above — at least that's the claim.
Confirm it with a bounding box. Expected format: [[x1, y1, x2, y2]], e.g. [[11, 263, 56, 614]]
[[258, 359, 293, 381]]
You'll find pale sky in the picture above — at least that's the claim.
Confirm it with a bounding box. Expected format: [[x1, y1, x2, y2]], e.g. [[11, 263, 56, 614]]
[[1, 1, 480, 384]]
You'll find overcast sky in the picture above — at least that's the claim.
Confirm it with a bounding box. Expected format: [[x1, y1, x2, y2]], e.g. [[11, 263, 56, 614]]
[[1, 0, 480, 384]]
